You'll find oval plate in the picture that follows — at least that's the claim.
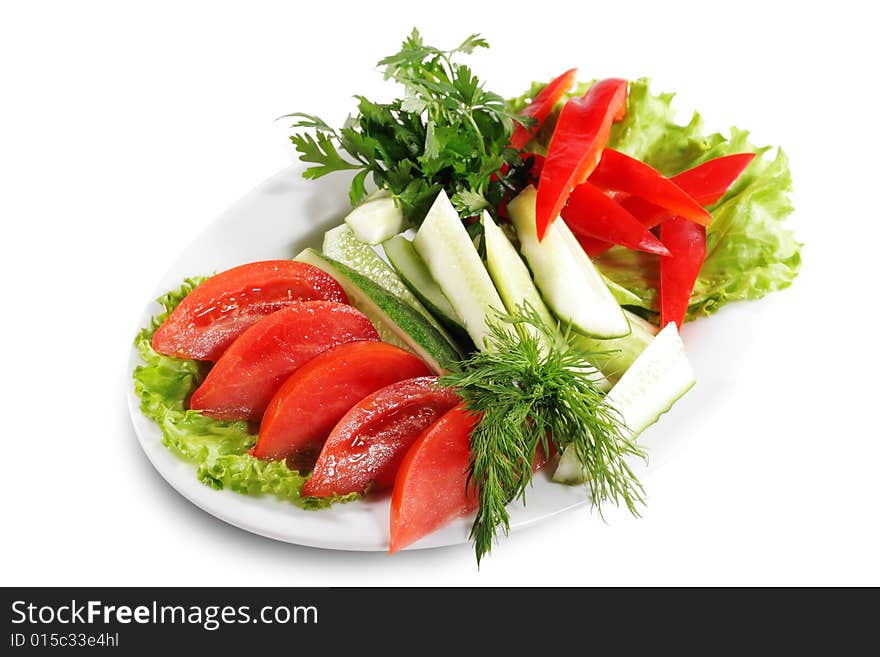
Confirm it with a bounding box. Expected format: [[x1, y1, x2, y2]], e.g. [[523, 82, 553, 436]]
[[128, 166, 733, 551]]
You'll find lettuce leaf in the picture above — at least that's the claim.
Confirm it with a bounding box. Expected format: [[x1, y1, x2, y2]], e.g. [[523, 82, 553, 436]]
[[133, 279, 357, 510], [513, 78, 801, 321]]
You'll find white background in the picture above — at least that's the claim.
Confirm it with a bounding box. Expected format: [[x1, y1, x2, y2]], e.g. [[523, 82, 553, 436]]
[[2, 1, 878, 586]]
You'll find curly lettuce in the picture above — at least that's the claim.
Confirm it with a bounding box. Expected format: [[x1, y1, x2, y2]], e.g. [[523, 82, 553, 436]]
[[133, 279, 357, 509], [515, 78, 801, 321]]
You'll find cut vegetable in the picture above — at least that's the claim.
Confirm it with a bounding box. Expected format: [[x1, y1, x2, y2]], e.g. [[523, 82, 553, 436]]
[[343, 190, 405, 245], [389, 404, 480, 553], [322, 224, 462, 355], [508, 186, 630, 339], [151, 260, 347, 361], [295, 249, 461, 373], [303, 377, 460, 497], [382, 234, 471, 347], [189, 301, 379, 421], [253, 341, 432, 464], [413, 191, 506, 351], [554, 322, 695, 484], [571, 309, 658, 383]]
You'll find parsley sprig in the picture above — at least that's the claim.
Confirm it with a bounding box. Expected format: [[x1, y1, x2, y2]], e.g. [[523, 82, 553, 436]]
[[440, 304, 647, 564], [286, 29, 534, 223]]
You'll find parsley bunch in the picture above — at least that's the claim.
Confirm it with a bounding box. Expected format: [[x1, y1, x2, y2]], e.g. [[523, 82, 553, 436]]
[[286, 29, 534, 224]]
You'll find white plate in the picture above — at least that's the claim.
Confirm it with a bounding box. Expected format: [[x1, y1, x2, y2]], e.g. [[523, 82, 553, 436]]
[[128, 165, 751, 551]]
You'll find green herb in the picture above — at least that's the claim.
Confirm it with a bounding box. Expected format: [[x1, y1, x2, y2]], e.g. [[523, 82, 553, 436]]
[[285, 28, 534, 224], [133, 279, 358, 509], [440, 304, 646, 563]]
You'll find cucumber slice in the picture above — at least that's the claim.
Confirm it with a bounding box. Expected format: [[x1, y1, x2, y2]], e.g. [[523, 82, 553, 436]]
[[383, 235, 464, 330], [413, 191, 506, 352], [572, 309, 658, 383], [483, 212, 557, 328], [383, 235, 474, 351], [483, 213, 610, 390], [294, 249, 460, 374], [323, 225, 464, 358], [508, 186, 630, 339], [553, 322, 695, 484], [343, 190, 405, 245], [601, 274, 645, 308]]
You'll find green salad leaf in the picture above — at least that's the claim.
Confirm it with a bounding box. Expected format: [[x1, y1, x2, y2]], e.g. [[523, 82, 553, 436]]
[[520, 78, 801, 322], [133, 279, 358, 509]]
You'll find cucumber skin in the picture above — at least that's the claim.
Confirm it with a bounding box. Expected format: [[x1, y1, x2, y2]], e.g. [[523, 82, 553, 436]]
[[295, 249, 461, 374], [322, 225, 465, 359], [382, 236, 474, 351]]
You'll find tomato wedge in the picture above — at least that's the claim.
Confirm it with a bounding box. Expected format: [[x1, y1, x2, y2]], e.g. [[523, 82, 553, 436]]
[[303, 377, 461, 498], [189, 301, 378, 421], [510, 68, 578, 150], [152, 260, 348, 361], [389, 404, 479, 554], [254, 342, 432, 464], [534, 78, 628, 240]]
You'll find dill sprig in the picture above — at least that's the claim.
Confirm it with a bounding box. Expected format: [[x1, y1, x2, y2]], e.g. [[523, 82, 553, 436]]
[[440, 304, 646, 564]]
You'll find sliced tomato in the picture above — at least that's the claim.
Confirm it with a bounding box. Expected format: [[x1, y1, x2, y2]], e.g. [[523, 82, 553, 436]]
[[303, 377, 461, 498], [152, 260, 348, 361], [253, 342, 432, 464], [189, 301, 378, 421], [388, 404, 479, 553]]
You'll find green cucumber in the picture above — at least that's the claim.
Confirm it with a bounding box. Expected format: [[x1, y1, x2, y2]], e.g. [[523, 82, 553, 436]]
[[483, 212, 610, 390], [413, 191, 506, 352], [508, 186, 630, 339], [322, 224, 464, 358], [601, 274, 645, 308], [572, 309, 658, 383], [483, 212, 557, 329], [382, 235, 473, 349], [553, 322, 696, 484], [343, 190, 405, 245], [294, 248, 460, 374]]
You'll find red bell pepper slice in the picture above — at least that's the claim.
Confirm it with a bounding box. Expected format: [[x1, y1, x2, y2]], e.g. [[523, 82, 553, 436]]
[[589, 149, 712, 226], [562, 182, 670, 256], [510, 68, 578, 150], [665, 152, 756, 206], [588, 153, 757, 255], [659, 217, 706, 328], [534, 78, 628, 240]]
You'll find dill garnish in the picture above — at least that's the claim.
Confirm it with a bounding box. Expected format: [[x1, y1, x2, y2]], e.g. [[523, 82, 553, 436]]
[[440, 304, 646, 563]]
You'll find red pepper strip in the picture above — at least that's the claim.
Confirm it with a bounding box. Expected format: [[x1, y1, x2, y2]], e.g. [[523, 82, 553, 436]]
[[575, 234, 614, 258], [589, 149, 712, 226], [659, 217, 706, 328], [588, 153, 758, 255], [535, 78, 628, 240], [510, 68, 578, 150], [562, 182, 670, 256]]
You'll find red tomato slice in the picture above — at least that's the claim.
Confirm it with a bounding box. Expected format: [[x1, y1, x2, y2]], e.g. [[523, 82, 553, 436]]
[[389, 404, 479, 554], [303, 377, 461, 498], [189, 301, 378, 421], [254, 342, 432, 464], [152, 260, 348, 361]]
